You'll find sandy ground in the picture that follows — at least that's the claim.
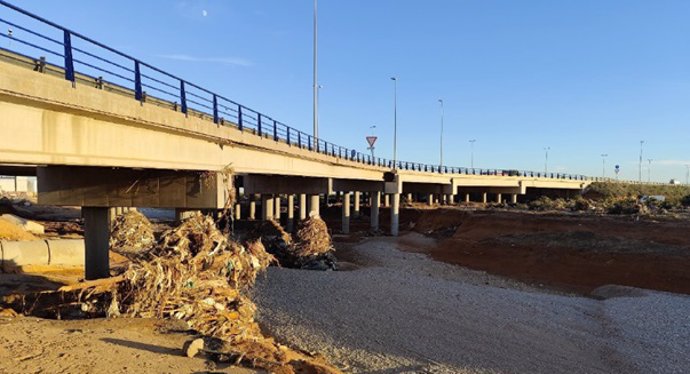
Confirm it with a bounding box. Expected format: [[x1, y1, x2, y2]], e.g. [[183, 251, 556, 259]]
[[0, 317, 260, 374], [254, 234, 690, 374], [408, 209, 690, 294]]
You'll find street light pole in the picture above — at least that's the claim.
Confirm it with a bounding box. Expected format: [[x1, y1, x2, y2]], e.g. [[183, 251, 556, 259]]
[[601, 153, 608, 178], [312, 0, 318, 149], [647, 159, 653, 183], [544, 147, 550, 175], [469, 139, 476, 169], [438, 99, 444, 170], [638, 140, 645, 182], [391, 77, 397, 170]]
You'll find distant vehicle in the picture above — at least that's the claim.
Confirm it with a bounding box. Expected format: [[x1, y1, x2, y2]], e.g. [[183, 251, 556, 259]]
[[640, 195, 666, 203], [669, 179, 681, 185]]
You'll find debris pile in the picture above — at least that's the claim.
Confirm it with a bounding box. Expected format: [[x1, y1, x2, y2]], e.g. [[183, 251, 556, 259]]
[[292, 216, 337, 270], [109, 210, 155, 259], [2, 212, 341, 373]]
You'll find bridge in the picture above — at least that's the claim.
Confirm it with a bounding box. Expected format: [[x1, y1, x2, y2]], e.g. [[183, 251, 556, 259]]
[[0, 1, 595, 279]]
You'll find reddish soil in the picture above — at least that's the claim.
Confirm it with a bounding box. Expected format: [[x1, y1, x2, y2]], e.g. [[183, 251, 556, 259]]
[[406, 209, 690, 295]]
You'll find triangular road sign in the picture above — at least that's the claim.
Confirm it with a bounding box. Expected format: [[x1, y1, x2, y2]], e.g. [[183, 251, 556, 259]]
[[366, 136, 377, 147]]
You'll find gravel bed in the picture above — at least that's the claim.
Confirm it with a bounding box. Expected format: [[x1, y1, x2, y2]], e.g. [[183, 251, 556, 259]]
[[253, 234, 690, 374]]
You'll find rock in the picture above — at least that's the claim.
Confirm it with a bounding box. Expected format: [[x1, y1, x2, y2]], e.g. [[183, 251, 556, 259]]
[[183, 338, 205, 358]]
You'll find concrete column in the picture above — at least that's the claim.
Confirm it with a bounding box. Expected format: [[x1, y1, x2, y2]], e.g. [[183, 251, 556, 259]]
[[384, 194, 390, 208], [299, 194, 307, 220], [249, 195, 257, 220], [83, 207, 111, 280], [287, 194, 295, 231], [262, 194, 274, 221], [428, 193, 434, 206], [442, 194, 447, 205], [449, 194, 455, 205], [391, 193, 400, 236], [407, 193, 413, 203], [371, 191, 380, 230], [482, 192, 488, 204], [234, 203, 241, 220], [353, 191, 360, 218], [342, 192, 351, 233], [465, 193, 470, 203], [496, 193, 502, 204], [511, 194, 518, 204], [309, 194, 320, 217], [274, 196, 281, 222]]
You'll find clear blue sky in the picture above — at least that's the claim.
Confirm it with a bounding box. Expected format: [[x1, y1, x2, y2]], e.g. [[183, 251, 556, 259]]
[[5, 0, 690, 182]]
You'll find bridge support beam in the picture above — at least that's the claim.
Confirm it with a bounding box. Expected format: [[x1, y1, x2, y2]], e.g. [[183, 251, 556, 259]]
[[353, 191, 360, 218], [309, 194, 320, 217], [83, 207, 111, 280], [287, 194, 295, 231], [249, 195, 257, 220], [234, 203, 241, 220], [274, 196, 281, 222], [262, 194, 274, 221], [371, 191, 380, 231], [299, 194, 307, 220], [391, 193, 400, 236], [342, 192, 350, 234]]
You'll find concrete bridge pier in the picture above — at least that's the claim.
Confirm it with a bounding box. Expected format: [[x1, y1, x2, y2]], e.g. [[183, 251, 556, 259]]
[[428, 193, 434, 206], [299, 194, 307, 220], [234, 202, 241, 220], [353, 191, 360, 218], [309, 194, 320, 217], [465, 193, 470, 203], [384, 194, 390, 208], [371, 191, 380, 230], [262, 194, 274, 221], [274, 195, 281, 223], [482, 192, 488, 204], [287, 194, 295, 231], [342, 192, 351, 233], [406, 193, 413, 203], [511, 194, 518, 204], [496, 193, 502, 204], [83, 207, 111, 280], [391, 193, 400, 236], [249, 195, 257, 220]]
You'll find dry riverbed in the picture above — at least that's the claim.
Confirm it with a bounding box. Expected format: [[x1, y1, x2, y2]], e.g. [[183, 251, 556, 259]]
[[254, 234, 690, 374]]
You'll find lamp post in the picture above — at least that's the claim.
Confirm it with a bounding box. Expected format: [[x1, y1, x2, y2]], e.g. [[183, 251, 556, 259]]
[[469, 139, 476, 169], [638, 140, 645, 182], [601, 154, 608, 178], [544, 147, 550, 175], [312, 0, 318, 148], [391, 77, 397, 170], [647, 159, 653, 183], [438, 98, 444, 170]]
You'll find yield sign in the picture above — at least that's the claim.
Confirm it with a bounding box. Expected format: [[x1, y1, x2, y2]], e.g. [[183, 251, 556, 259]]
[[366, 136, 377, 147]]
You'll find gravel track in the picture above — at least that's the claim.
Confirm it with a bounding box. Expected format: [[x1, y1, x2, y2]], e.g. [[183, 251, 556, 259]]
[[253, 234, 690, 374]]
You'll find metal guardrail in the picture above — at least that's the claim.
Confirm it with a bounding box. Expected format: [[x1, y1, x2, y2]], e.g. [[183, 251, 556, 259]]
[[0, 0, 604, 182]]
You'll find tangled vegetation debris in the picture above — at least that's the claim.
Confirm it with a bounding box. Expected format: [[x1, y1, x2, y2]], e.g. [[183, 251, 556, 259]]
[[2, 212, 340, 373], [109, 210, 155, 259]]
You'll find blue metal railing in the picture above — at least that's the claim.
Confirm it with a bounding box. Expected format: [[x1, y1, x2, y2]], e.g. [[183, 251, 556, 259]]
[[0, 1, 603, 182]]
